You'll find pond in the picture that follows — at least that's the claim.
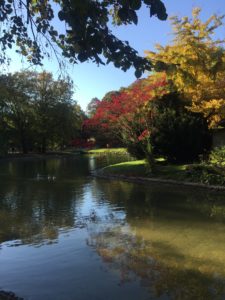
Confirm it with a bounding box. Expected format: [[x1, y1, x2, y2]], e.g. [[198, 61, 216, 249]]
[[0, 154, 225, 300]]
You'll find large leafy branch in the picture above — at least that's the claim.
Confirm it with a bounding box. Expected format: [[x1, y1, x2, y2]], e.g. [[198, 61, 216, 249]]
[[0, 0, 167, 76]]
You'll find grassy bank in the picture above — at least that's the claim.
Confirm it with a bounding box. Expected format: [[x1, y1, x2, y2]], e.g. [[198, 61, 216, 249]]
[[101, 160, 187, 179], [87, 148, 128, 155], [100, 159, 225, 186]]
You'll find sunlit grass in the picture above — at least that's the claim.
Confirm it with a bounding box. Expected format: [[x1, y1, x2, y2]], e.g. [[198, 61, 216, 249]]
[[102, 160, 146, 176], [90, 150, 224, 185], [102, 159, 188, 180], [88, 148, 128, 154]]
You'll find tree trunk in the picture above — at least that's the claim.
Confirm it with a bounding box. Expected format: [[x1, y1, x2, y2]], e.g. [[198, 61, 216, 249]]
[[41, 137, 46, 153], [144, 140, 155, 174], [20, 131, 28, 154]]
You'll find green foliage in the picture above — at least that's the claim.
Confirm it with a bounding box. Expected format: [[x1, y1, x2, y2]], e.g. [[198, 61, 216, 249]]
[[151, 93, 212, 163], [0, 73, 35, 153], [125, 93, 211, 163], [184, 146, 225, 185], [0, 0, 167, 76], [186, 164, 225, 185], [126, 141, 146, 159], [209, 146, 225, 169], [0, 71, 84, 154]]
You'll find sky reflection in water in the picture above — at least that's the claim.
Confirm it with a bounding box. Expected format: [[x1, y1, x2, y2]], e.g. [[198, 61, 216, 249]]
[[0, 155, 225, 299]]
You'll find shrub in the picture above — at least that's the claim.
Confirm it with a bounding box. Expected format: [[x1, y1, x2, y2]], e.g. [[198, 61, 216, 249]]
[[186, 164, 225, 185], [151, 94, 212, 163], [209, 146, 225, 169], [126, 142, 145, 159]]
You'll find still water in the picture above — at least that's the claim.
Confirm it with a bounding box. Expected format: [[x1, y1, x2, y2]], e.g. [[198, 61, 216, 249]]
[[0, 154, 225, 300]]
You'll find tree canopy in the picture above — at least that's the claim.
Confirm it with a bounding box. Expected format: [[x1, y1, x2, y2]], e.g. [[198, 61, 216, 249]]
[[84, 71, 211, 165], [0, 71, 84, 154], [0, 0, 167, 77], [84, 73, 169, 170], [146, 8, 225, 127]]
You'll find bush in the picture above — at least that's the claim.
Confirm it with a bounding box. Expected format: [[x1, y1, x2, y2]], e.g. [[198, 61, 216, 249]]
[[151, 94, 212, 163], [209, 146, 225, 169], [185, 147, 225, 186], [186, 164, 225, 185], [126, 142, 145, 159]]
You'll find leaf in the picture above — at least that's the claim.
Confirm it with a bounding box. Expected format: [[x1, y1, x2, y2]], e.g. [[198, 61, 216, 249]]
[[58, 10, 65, 21], [118, 8, 128, 22], [150, 0, 167, 20], [78, 52, 88, 62], [135, 69, 142, 78], [129, 0, 141, 10], [129, 10, 138, 25]]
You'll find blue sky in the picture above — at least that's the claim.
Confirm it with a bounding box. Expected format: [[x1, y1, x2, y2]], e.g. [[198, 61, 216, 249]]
[[4, 0, 225, 111]]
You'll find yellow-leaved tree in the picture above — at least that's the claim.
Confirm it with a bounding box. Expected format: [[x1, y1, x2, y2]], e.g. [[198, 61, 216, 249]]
[[146, 8, 225, 128]]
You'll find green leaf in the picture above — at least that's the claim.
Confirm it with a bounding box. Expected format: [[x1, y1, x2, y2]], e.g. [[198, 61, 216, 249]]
[[129, 0, 141, 10], [58, 10, 65, 21], [118, 8, 128, 22], [149, 0, 167, 20], [78, 52, 88, 62], [129, 10, 138, 25], [135, 69, 142, 78]]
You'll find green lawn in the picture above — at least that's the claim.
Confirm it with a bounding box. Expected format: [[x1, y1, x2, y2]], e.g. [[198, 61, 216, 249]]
[[87, 148, 128, 154], [88, 148, 224, 186], [89, 149, 187, 181], [101, 160, 188, 181], [102, 160, 146, 176]]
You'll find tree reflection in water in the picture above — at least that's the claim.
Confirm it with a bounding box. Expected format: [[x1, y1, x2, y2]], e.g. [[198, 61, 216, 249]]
[[0, 157, 90, 246], [86, 180, 225, 300], [86, 218, 225, 300], [1, 156, 225, 300]]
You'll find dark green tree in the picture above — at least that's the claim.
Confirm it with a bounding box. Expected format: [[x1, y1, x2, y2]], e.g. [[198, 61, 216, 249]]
[[0, 71, 84, 154], [52, 101, 84, 150], [31, 72, 70, 152], [151, 94, 212, 163], [0, 73, 35, 153]]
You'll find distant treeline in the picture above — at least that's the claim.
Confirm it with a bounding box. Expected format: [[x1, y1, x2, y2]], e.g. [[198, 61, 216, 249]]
[[0, 71, 85, 154]]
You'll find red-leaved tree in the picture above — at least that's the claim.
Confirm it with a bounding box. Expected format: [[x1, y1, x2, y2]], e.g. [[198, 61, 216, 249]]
[[84, 73, 169, 172]]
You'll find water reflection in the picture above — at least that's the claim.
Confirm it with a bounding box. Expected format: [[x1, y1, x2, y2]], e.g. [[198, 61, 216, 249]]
[[0, 155, 225, 299], [0, 157, 90, 246], [87, 180, 225, 300], [88, 224, 225, 300]]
